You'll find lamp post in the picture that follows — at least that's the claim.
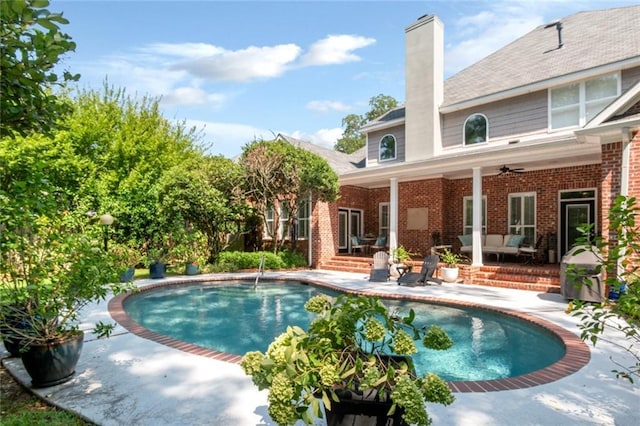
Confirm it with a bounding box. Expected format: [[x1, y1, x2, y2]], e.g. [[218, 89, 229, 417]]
[[99, 214, 114, 252]]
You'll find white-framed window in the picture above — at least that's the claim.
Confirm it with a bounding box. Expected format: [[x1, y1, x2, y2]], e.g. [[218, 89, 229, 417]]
[[297, 199, 310, 239], [463, 114, 488, 145], [379, 135, 396, 161], [549, 72, 620, 129], [508, 192, 536, 244], [463, 196, 487, 234], [265, 204, 275, 237], [379, 203, 389, 237], [264, 200, 310, 240]]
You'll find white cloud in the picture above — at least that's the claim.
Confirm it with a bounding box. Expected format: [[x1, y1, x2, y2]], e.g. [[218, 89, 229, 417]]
[[161, 87, 228, 107], [300, 35, 375, 66], [306, 100, 351, 113], [170, 44, 302, 82], [186, 119, 275, 158], [291, 128, 343, 150], [142, 42, 225, 58]]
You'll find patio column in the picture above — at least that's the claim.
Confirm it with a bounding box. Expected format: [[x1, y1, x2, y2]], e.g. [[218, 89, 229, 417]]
[[472, 167, 483, 266], [389, 177, 398, 257]]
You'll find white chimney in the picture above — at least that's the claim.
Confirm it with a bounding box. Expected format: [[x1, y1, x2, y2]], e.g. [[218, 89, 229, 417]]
[[404, 14, 444, 160]]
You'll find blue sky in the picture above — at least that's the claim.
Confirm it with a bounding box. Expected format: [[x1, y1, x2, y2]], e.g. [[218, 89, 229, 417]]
[[54, 0, 637, 158]]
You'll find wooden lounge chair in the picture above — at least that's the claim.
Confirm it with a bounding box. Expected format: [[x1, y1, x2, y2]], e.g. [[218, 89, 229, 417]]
[[369, 251, 390, 282], [397, 254, 443, 286]]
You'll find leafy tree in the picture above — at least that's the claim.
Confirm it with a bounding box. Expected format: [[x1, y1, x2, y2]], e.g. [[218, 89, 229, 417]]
[[241, 139, 339, 252], [0, 0, 80, 138], [56, 85, 203, 250], [158, 157, 249, 261], [334, 94, 398, 154], [567, 195, 639, 383]]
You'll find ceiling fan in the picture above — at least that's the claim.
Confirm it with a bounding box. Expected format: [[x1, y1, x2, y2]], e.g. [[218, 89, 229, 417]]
[[498, 165, 524, 175]]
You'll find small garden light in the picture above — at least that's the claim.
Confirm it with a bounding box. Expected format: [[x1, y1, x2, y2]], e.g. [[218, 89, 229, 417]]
[[99, 213, 114, 251]]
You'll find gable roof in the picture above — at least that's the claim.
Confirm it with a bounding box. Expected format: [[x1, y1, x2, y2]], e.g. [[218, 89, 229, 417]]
[[443, 5, 640, 109], [276, 134, 365, 174]]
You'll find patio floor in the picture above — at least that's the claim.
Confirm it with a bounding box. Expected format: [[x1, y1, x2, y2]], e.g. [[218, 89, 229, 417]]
[[2, 270, 638, 425]]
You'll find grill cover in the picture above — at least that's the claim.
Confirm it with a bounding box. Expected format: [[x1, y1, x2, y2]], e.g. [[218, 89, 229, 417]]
[[560, 246, 604, 302]]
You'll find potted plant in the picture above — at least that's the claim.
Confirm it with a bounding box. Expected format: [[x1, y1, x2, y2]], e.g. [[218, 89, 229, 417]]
[[240, 294, 455, 426], [390, 245, 416, 278], [438, 249, 463, 283], [0, 210, 131, 387], [170, 231, 208, 275], [111, 243, 142, 282]]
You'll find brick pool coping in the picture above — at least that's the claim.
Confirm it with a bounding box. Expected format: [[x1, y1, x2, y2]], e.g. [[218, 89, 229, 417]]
[[108, 275, 591, 393]]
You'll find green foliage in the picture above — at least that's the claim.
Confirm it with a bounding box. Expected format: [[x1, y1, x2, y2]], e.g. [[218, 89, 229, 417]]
[[0, 203, 132, 346], [241, 139, 338, 252], [215, 250, 305, 271], [567, 195, 639, 383], [334, 94, 398, 154], [158, 156, 248, 261], [58, 85, 204, 249], [391, 245, 415, 263], [240, 294, 454, 426], [439, 249, 465, 267], [0, 0, 80, 138]]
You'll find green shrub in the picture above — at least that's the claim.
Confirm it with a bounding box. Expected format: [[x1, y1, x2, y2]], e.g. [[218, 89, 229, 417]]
[[215, 250, 306, 271]]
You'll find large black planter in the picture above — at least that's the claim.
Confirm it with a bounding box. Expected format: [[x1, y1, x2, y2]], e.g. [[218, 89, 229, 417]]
[[325, 388, 407, 426], [20, 331, 84, 388], [0, 308, 31, 357], [149, 262, 167, 279]]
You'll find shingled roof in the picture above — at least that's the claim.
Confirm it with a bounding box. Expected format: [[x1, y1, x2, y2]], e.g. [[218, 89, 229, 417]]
[[276, 134, 365, 173], [443, 5, 640, 107]]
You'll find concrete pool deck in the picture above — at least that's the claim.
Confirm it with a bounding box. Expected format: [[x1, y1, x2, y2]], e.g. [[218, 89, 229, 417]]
[[2, 270, 639, 425]]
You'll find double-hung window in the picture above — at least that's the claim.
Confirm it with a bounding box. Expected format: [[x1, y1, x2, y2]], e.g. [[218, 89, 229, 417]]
[[508, 192, 536, 244], [264, 200, 310, 240], [463, 196, 487, 235], [550, 73, 619, 129], [379, 203, 389, 237]]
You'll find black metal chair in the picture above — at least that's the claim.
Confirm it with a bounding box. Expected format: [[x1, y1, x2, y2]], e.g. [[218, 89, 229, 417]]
[[518, 235, 544, 265]]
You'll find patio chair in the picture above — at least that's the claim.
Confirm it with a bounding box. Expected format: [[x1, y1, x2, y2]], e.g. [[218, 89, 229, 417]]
[[397, 254, 443, 286], [518, 235, 544, 265], [350, 235, 367, 255], [370, 236, 387, 251], [369, 251, 390, 282]]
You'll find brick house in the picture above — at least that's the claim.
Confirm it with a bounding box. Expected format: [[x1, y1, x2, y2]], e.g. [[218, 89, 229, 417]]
[[277, 5, 640, 275]]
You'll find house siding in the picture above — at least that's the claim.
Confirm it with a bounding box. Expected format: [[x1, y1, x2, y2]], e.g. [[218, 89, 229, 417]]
[[622, 66, 640, 92], [366, 127, 405, 166], [441, 66, 640, 149], [442, 91, 548, 148]]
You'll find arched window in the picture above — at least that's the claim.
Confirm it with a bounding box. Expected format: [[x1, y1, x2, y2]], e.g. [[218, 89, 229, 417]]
[[379, 135, 396, 161], [464, 114, 488, 145]]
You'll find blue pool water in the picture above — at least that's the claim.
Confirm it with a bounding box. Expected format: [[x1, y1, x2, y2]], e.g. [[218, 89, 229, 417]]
[[124, 281, 565, 381]]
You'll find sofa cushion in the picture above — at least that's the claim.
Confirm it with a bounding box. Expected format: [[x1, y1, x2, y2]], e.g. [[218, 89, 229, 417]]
[[485, 234, 504, 248], [458, 234, 472, 246]]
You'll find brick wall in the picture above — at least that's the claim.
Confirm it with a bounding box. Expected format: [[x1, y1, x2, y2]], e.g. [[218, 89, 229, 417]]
[[310, 138, 640, 266]]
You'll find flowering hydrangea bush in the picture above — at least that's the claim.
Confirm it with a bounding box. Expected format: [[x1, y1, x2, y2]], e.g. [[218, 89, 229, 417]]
[[240, 294, 455, 426]]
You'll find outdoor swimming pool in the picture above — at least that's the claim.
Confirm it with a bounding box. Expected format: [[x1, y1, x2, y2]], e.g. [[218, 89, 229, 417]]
[[122, 280, 566, 382]]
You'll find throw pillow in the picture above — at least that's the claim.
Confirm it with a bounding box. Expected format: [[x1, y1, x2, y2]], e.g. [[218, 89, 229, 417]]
[[458, 234, 472, 246], [506, 235, 525, 247]]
